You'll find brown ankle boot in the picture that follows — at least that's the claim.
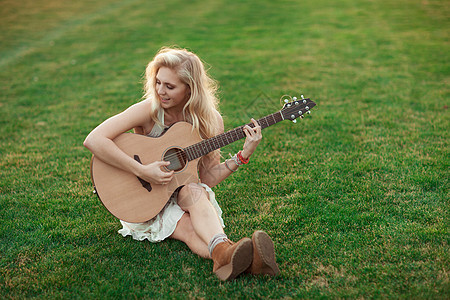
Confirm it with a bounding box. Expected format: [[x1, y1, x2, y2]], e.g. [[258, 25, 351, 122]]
[[246, 230, 280, 276], [211, 238, 253, 281]]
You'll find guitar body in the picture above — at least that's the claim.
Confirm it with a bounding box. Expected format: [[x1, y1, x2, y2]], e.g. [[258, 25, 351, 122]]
[[91, 122, 202, 223], [89, 97, 316, 223]]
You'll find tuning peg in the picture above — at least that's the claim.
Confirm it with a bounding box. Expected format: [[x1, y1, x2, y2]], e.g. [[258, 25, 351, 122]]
[[292, 119, 297, 123], [284, 99, 289, 103], [293, 96, 297, 101], [307, 111, 311, 114], [301, 95, 304, 99]]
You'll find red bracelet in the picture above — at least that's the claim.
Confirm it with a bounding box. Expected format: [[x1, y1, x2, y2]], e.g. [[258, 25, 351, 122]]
[[237, 151, 250, 164]]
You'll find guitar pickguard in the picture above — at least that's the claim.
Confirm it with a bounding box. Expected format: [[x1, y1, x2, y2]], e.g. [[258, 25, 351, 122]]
[[133, 155, 152, 192]]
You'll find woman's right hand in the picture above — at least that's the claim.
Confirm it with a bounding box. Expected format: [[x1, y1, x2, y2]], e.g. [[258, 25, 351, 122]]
[[136, 161, 174, 185]]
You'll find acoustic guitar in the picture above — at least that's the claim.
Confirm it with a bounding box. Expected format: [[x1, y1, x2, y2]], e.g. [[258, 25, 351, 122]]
[[90, 97, 316, 222]]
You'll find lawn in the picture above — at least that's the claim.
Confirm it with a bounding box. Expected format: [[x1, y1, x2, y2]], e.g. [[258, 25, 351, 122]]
[[0, 0, 448, 298]]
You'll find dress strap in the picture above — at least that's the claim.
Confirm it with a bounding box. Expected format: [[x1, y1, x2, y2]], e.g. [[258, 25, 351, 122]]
[[148, 108, 167, 137]]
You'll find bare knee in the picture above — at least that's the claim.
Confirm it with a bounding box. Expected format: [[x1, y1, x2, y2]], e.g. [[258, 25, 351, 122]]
[[177, 183, 208, 210]]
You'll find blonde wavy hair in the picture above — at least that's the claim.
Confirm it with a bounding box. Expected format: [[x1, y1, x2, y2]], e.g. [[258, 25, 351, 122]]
[[143, 47, 220, 146]]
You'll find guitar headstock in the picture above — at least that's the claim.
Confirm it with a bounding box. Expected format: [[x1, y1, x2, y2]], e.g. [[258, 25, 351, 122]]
[[281, 96, 316, 123]]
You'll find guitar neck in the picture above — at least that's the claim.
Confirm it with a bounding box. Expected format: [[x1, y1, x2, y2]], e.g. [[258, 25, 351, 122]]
[[184, 111, 284, 161]]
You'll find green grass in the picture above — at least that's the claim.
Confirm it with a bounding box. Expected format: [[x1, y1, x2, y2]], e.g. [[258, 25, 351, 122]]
[[1, 0, 448, 298]]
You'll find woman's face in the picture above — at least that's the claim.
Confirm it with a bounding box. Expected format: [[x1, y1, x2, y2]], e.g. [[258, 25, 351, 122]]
[[155, 67, 190, 112]]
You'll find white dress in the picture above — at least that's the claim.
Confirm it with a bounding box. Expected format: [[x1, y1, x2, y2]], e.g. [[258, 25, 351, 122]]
[[118, 109, 225, 242]]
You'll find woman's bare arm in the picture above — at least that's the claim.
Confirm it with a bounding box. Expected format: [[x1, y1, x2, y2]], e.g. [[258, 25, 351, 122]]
[[199, 113, 262, 188], [83, 100, 174, 184]]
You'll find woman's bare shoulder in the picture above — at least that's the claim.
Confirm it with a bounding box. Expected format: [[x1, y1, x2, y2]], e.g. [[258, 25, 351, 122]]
[[127, 100, 154, 134], [127, 99, 151, 111]]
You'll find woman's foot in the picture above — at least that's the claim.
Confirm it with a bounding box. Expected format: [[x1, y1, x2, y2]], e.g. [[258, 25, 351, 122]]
[[211, 238, 253, 281], [246, 230, 280, 276]]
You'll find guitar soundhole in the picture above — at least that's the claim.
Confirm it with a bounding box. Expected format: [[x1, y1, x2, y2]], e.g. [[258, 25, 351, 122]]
[[163, 147, 187, 172]]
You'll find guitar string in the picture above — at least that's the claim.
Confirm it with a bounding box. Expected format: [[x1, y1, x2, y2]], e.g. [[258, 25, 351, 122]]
[[156, 109, 289, 164], [163, 120, 260, 162], [152, 103, 310, 164], [159, 125, 247, 164]]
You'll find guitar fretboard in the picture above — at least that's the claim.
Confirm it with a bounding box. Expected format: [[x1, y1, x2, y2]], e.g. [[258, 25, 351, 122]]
[[184, 111, 284, 161]]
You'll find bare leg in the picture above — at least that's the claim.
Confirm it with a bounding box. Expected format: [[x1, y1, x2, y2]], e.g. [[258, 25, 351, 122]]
[[177, 183, 225, 245], [170, 213, 210, 258], [174, 183, 253, 281]]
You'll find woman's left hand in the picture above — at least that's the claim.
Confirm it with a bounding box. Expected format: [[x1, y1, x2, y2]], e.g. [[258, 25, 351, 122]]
[[241, 118, 262, 159]]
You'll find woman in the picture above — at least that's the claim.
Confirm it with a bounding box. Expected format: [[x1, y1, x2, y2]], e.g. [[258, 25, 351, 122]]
[[84, 47, 279, 280]]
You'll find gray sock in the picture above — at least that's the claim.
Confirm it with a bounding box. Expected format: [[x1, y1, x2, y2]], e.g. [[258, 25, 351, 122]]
[[208, 233, 228, 256]]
